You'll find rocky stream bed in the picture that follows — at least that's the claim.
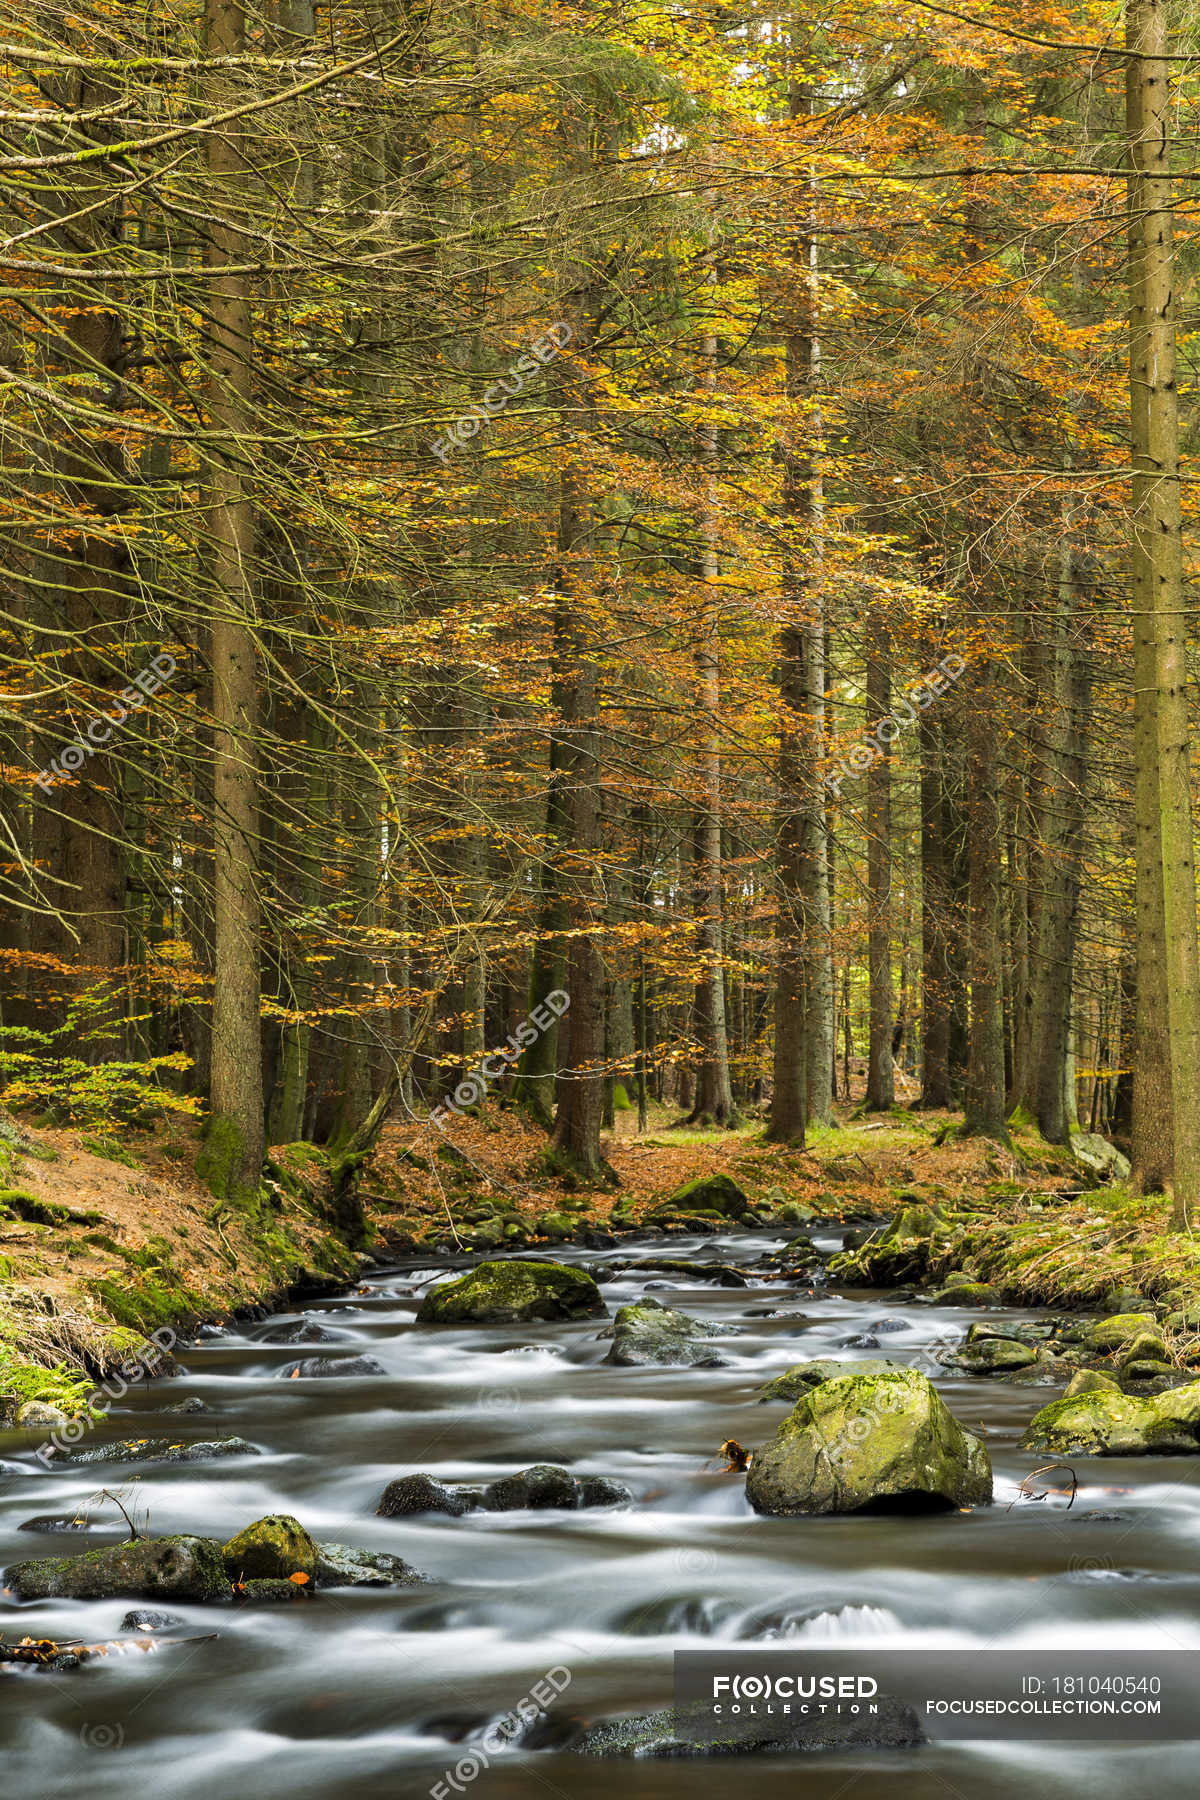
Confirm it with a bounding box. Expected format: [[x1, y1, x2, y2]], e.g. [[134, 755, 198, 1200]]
[[2, 1222, 1199, 1799]]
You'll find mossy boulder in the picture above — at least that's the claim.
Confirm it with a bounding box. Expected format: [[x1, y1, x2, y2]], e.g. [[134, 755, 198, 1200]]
[[535, 1212, 576, 1242], [416, 1259, 605, 1324], [1119, 1330, 1168, 1370], [606, 1299, 729, 1368], [14, 1400, 69, 1427], [4, 1534, 228, 1602], [234, 1577, 310, 1603], [221, 1515, 319, 1582], [759, 1357, 899, 1402], [828, 1205, 952, 1285], [930, 1281, 997, 1306], [655, 1174, 750, 1220], [883, 1202, 950, 1241], [746, 1368, 992, 1515], [1124, 1359, 1176, 1382], [1084, 1313, 1158, 1355], [949, 1338, 1038, 1374], [1062, 1368, 1121, 1400], [777, 1234, 823, 1268], [1021, 1381, 1200, 1455], [965, 1321, 1051, 1348]]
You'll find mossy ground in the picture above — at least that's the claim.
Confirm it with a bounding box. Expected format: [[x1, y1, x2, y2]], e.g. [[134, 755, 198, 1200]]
[[0, 1119, 362, 1419]]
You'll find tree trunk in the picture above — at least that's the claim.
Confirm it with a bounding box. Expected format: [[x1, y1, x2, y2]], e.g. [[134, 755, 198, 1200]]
[[1029, 549, 1093, 1142], [689, 328, 735, 1126], [769, 96, 830, 1140], [865, 623, 894, 1109], [548, 314, 612, 1184], [197, 0, 264, 1203], [963, 664, 1009, 1141], [1128, 0, 1199, 1218]]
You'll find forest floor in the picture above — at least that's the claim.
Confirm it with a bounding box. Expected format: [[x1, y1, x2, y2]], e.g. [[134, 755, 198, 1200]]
[[0, 1094, 1197, 1419]]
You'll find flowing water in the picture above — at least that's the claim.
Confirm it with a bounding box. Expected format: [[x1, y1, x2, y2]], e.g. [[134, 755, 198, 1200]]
[[2, 1229, 1198, 1799]]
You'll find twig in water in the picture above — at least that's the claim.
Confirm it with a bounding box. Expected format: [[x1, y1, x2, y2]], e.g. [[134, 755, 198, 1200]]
[[1007, 1462, 1077, 1511]]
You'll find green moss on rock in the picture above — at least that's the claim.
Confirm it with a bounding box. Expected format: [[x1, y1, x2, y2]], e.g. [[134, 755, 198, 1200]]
[[606, 1299, 729, 1368], [222, 1514, 318, 1581], [759, 1357, 900, 1401], [4, 1534, 228, 1602], [949, 1338, 1037, 1373], [1021, 1381, 1200, 1454], [1085, 1313, 1158, 1354], [416, 1259, 605, 1324], [746, 1368, 992, 1515], [655, 1174, 750, 1220]]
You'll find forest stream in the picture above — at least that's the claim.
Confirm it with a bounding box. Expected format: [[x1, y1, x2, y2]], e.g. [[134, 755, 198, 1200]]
[[2, 1229, 1197, 1800]]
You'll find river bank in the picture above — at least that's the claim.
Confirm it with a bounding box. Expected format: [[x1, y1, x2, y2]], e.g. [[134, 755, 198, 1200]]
[[1, 1098, 1195, 1427]]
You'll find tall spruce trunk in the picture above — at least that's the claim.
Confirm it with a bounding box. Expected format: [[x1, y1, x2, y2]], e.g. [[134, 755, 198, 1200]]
[[690, 326, 735, 1125], [963, 663, 1009, 1141], [1028, 546, 1093, 1142], [769, 99, 831, 1141], [919, 705, 951, 1106], [198, 0, 264, 1201], [865, 623, 894, 1108], [1128, 0, 1198, 1215], [548, 315, 611, 1184]]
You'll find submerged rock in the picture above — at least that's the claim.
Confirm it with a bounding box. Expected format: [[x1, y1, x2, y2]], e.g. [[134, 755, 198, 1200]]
[[162, 1396, 207, 1416], [606, 1299, 729, 1368], [314, 1542, 427, 1587], [280, 1354, 386, 1379], [747, 1368, 992, 1515], [378, 1466, 632, 1517], [577, 1475, 634, 1508], [120, 1607, 184, 1630], [377, 1473, 480, 1518], [759, 1358, 899, 1402], [222, 1515, 319, 1581], [46, 1436, 259, 1467], [482, 1464, 580, 1510], [18, 1514, 98, 1533], [483, 1465, 634, 1511], [264, 1319, 343, 1346], [561, 1700, 922, 1756], [416, 1260, 605, 1325], [4, 1535, 228, 1602], [1021, 1381, 1200, 1454]]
